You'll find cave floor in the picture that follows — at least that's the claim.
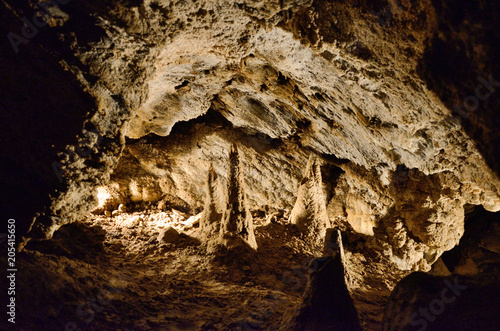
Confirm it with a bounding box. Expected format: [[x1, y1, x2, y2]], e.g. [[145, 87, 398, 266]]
[[13, 210, 409, 331]]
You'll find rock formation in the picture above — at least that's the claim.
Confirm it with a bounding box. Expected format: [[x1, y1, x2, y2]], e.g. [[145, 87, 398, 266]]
[[283, 229, 361, 330], [1, 0, 500, 329], [2, 0, 496, 246], [218, 144, 258, 251], [3, 2, 497, 271], [199, 163, 223, 241], [323, 228, 345, 260], [383, 205, 500, 330], [289, 154, 331, 247]]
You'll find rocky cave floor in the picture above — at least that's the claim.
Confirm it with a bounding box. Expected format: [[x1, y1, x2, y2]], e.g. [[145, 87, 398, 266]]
[[10, 206, 409, 331]]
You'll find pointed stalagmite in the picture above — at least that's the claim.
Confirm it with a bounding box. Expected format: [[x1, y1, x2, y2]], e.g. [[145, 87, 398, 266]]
[[289, 154, 330, 246], [282, 229, 362, 331], [218, 144, 258, 250], [200, 163, 222, 240], [323, 228, 345, 261]]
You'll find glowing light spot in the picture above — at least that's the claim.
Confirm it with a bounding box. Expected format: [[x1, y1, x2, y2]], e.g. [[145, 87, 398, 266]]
[[96, 186, 111, 208]]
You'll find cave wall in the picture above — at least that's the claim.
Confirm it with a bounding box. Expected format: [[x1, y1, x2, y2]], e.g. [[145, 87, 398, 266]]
[[1, 0, 499, 270]]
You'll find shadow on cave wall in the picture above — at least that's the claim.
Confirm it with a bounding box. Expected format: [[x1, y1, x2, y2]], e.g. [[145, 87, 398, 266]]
[[0, 0, 109, 235], [417, 0, 500, 177], [440, 205, 500, 275], [383, 205, 500, 330]]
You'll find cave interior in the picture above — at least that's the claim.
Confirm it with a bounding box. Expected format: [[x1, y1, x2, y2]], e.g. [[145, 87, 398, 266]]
[[1, 0, 500, 330]]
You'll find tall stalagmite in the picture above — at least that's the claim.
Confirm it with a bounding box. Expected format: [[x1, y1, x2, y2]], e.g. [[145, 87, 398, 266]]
[[199, 163, 222, 241], [218, 144, 258, 250], [283, 229, 362, 330], [290, 154, 331, 247]]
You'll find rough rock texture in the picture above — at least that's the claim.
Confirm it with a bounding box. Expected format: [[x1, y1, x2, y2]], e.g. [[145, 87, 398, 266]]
[[1, 0, 500, 329], [0, 0, 494, 273], [290, 154, 331, 247], [283, 230, 362, 330], [218, 145, 258, 251], [199, 163, 223, 240], [383, 205, 500, 330]]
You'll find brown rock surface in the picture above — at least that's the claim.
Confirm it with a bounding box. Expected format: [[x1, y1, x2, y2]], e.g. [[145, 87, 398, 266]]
[[218, 144, 258, 251], [283, 230, 362, 330], [1, 0, 500, 330], [290, 154, 331, 247]]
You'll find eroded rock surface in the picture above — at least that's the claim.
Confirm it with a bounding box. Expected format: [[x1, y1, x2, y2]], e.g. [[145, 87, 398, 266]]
[[383, 206, 500, 330], [283, 230, 362, 330], [218, 145, 258, 251], [290, 155, 331, 246], [1, 0, 500, 329]]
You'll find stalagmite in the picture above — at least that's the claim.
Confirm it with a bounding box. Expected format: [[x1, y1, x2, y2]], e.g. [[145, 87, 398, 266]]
[[199, 163, 222, 241], [323, 228, 345, 261], [3, 0, 500, 329], [282, 229, 362, 330], [218, 144, 258, 250], [289, 154, 330, 246]]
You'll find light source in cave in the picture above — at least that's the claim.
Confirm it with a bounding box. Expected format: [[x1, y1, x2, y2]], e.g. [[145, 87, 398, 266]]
[[90, 189, 202, 234], [95, 186, 111, 210]]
